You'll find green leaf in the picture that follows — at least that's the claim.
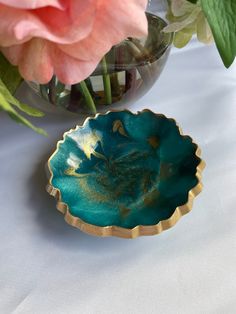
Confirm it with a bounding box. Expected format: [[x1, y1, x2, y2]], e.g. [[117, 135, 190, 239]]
[[201, 0, 236, 67], [0, 93, 47, 136], [14, 102, 45, 117], [0, 78, 44, 117], [0, 52, 23, 94], [0, 79, 47, 135], [0, 55, 46, 134]]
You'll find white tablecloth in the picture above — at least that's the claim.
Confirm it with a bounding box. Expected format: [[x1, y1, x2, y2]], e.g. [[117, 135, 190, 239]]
[[0, 39, 236, 314]]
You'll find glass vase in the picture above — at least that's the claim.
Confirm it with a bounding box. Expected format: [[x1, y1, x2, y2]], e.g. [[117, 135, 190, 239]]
[[28, 13, 172, 115]]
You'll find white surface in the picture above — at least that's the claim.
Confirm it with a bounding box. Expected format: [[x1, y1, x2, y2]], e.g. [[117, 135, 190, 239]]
[[0, 40, 236, 314]]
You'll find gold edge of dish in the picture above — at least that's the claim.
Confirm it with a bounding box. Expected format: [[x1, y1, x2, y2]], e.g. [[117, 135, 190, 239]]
[[46, 109, 205, 239]]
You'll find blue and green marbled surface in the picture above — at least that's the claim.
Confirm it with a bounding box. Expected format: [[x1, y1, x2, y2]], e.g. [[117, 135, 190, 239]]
[[49, 110, 200, 229]]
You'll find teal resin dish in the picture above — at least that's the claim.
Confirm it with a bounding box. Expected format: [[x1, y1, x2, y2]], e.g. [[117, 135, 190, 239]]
[[47, 110, 205, 238]]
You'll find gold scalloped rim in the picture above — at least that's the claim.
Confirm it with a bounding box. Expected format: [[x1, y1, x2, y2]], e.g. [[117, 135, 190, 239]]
[[46, 109, 205, 239]]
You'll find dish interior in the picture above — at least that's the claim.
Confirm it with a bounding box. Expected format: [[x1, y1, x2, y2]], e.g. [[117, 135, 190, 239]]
[[49, 111, 200, 228]]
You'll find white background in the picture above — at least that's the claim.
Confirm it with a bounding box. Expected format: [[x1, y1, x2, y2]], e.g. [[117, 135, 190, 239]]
[[0, 39, 236, 313]]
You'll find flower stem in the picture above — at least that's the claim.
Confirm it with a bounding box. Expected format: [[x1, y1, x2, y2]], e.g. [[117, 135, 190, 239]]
[[110, 73, 121, 96], [68, 84, 83, 112], [125, 68, 137, 93], [48, 76, 57, 105], [101, 56, 112, 105], [78, 81, 97, 114], [126, 39, 152, 84]]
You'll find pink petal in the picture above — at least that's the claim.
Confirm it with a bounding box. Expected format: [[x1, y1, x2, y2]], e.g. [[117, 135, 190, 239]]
[[1, 39, 99, 85], [0, 45, 23, 65], [2, 39, 53, 83], [58, 0, 148, 62], [0, 0, 148, 85], [0, 0, 65, 9], [0, 1, 96, 46], [49, 44, 99, 84]]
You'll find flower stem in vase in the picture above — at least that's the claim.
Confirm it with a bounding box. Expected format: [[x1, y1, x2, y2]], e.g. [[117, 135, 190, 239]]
[[101, 56, 112, 105], [109, 47, 122, 98], [48, 76, 57, 105], [125, 68, 137, 94], [78, 81, 97, 114], [68, 84, 83, 112], [40, 84, 50, 102], [126, 39, 152, 85], [110, 73, 121, 97], [130, 38, 150, 59], [85, 78, 100, 100]]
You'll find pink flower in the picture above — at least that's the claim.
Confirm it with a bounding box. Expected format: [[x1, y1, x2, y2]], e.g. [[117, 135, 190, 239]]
[[0, 0, 148, 84]]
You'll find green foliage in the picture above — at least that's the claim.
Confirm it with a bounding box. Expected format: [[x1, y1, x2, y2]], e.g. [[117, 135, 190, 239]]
[[167, 0, 236, 68], [200, 0, 236, 67], [0, 53, 23, 94], [0, 79, 47, 135], [0, 52, 47, 135]]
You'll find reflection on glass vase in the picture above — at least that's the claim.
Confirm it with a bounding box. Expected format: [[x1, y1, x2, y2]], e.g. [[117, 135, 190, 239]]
[[28, 13, 172, 115]]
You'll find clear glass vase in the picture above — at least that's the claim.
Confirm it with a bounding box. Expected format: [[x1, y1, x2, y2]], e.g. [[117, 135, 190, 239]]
[[28, 13, 172, 115]]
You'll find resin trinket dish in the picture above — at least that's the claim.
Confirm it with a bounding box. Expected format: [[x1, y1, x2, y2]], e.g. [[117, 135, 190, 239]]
[[47, 110, 205, 238]]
